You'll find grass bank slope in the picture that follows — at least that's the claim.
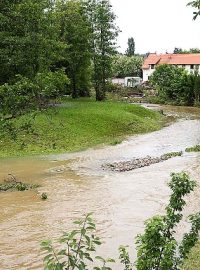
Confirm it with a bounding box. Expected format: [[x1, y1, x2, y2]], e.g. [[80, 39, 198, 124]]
[[182, 242, 200, 270], [0, 99, 164, 157]]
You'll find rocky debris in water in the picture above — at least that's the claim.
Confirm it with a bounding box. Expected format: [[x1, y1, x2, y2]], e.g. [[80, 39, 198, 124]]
[[0, 174, 40, 192], [103, 151, 182, 172]]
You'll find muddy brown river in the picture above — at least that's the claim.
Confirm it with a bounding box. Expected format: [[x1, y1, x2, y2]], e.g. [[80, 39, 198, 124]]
[[0, 105, 200, 270]]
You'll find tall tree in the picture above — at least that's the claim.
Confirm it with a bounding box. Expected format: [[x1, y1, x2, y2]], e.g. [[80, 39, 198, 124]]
[[87, 0, 119, 101], [56, 0, 92, 98], [126, 37, 135, 56]]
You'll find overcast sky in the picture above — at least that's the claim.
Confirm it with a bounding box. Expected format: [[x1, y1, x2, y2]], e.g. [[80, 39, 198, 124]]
[[110, 0, 200, 54]]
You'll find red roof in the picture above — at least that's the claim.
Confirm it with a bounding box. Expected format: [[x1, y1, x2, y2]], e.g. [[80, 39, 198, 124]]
[[142, 53, 200, 69]]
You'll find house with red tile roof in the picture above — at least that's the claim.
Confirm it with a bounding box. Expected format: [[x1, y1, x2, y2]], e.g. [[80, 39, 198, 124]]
[[142, 53, 200, 81]]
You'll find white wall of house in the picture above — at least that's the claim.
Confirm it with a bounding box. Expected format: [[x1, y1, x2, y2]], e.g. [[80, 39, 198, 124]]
[[143, 64, 200, 82], [143, 68, 155, 82]]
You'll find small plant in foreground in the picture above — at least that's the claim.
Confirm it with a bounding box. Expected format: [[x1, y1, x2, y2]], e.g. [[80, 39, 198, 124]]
[[185, 145, 200, 152], [41, 213, 115, 270], [119, 245, 133, 270], [135, 172, 200, 270], [41, 193, 48, 200]]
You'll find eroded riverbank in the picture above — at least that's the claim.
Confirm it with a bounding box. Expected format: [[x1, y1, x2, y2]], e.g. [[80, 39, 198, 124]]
[[0, 105, 200, 270]]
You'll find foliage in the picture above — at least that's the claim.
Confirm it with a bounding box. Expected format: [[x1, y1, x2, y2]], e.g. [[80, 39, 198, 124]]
[[0, 76, 39, 117], [0, 0, 64, 84], [185, 145, 200, 152], [119, 246, 133, 270], [55, 0, 92, 98], [162, 151, 183, 159], [126, 37, 135, 56], [35, 70, 70, 100], [87, 0, 119, 101], [0, 71, 69, 117], [173, 47, 200, 54], [111, 54, 143, 78], [150, 64, 196, 105], [41, 213, 115, 270], [187, 0, 200, 20], [135, 172, 200, 270], [41, 193, 48, 200]]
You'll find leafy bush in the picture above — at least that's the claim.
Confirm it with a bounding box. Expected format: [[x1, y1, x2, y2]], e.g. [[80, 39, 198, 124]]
[[41, 213, 115, 270], [35, 70, 70, 99], [0, 76, 39, 117], [135, 172, 200, 270], [150, 64, 196, 106], [111, 54, 143, 78], [0, 70, 70, 117]]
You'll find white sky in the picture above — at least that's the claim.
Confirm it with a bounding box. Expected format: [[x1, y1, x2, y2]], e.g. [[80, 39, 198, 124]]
[[110, 0, 200, 54]]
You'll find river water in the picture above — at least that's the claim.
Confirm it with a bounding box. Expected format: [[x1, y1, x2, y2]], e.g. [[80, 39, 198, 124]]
[[0, 105, 200, 270]]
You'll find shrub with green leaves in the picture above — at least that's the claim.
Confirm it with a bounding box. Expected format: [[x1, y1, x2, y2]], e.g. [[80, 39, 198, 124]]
[[0, 76, 39, 117], [35, 70, 70, 100], [41, 213, 115, 270], [0, 70, 70, 117], [135, 172, 200, 270], [150, 64, 195, 105]]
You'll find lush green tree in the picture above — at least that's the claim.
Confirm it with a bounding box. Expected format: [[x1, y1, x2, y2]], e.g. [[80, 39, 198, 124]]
[[55, 0, 92, 98], [126, 37, 135, 56], [0, 0, 64, 84], [150, 64, 195, 105], [111, 54, 143, 78], [87, 0, 119, 101]]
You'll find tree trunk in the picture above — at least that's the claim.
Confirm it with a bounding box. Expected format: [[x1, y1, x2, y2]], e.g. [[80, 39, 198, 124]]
[[96, 83, 105, 101], [72, 74, 78, 99]]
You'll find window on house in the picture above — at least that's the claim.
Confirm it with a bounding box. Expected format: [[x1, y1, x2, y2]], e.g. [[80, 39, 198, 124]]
[[182, 64, 185, 68], [190, 64, 194, 69], [195, 65, 199, 70], [151, 64, 155, 69]]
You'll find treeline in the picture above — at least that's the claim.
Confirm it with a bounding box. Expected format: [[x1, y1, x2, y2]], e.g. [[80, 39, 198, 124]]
[[174, 47, 200, 54], [0, 0, 119, 117]]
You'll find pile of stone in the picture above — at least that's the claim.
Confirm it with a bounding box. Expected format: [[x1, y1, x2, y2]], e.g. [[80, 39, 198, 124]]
[[103, 152, 182, 172]]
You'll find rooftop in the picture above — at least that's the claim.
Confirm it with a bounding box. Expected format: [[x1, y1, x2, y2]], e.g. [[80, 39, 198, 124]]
[[142, 53, 200, 69]]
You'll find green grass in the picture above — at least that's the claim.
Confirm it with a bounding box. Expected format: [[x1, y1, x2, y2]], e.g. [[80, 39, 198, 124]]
[[0, 98, 164, 157], [182, 242, 200, 270], [185, 145, 200, 152]]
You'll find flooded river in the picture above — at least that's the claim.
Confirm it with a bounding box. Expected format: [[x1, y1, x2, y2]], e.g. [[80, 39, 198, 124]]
[[0, 105, 200, 270]]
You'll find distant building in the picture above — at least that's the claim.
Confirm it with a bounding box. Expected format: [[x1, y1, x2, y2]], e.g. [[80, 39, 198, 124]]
[[142, 53, 200, 81], [112, 77, 142, 87]]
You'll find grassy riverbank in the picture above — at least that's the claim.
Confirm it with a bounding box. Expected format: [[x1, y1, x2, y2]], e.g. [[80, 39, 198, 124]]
[[0, 98, 164, 157], [182, 242, 200, 270]]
